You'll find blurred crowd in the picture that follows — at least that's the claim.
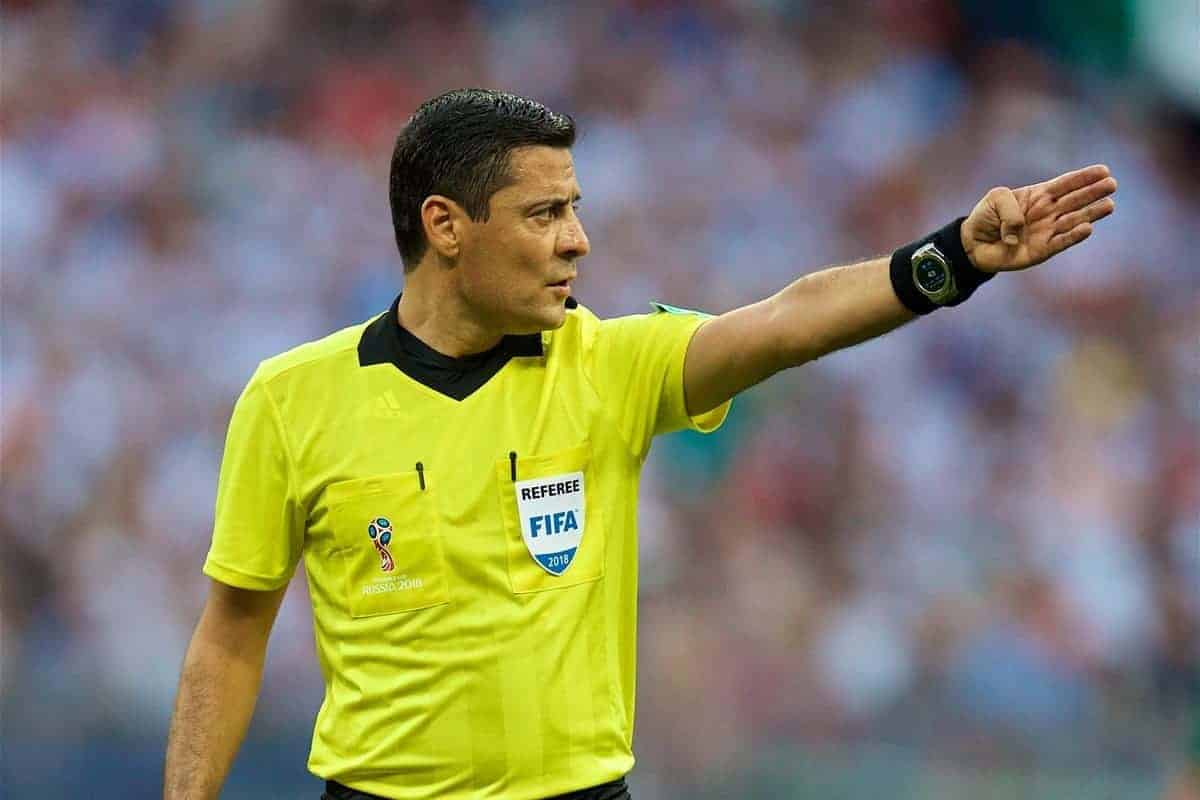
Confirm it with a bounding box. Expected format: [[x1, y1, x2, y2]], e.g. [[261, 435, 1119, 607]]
[[2, 0, 1197, 795]]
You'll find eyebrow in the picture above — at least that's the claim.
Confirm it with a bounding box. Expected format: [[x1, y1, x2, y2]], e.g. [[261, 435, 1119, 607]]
[[522, 193, 582, 212]]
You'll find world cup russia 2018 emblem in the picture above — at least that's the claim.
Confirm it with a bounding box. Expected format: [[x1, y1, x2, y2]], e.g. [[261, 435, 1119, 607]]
[[367, 517, 395, 572]]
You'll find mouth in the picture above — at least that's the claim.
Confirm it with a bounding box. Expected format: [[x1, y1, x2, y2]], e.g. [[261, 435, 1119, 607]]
[[547, 277, 574, 293]]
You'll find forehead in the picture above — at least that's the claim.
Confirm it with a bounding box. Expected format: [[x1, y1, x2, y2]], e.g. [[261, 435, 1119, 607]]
[[496, 146, 579, 202]]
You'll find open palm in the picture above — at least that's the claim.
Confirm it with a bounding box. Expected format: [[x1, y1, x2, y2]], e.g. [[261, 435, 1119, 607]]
[[964, 164, 1117, 273]]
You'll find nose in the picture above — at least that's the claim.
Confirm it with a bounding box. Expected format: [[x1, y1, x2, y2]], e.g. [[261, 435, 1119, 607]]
[[557, 217, 590, 261]]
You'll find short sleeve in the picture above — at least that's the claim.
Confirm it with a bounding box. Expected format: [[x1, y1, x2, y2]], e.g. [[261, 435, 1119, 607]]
[[202, 368, 305, 591], [590, 304, 732, 459]]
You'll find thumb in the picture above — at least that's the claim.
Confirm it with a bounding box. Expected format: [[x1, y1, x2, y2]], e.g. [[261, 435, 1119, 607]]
[[988, 186, 1024, 245]]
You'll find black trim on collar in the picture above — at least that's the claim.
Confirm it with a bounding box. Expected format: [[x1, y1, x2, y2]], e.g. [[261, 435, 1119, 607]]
[[357, 293, 557, 401]]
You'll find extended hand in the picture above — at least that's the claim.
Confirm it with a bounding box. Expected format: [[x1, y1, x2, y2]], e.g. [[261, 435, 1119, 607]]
[[962, 164, 1117, 273]]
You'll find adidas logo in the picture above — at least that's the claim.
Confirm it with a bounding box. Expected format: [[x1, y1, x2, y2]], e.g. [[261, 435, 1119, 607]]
[[371, 390, 405, 418]]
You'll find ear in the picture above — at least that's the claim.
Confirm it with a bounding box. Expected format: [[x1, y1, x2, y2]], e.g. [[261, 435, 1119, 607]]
[[420, 195, 469, 259]]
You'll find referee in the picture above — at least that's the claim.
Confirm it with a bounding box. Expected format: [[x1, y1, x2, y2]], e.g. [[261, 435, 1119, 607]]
[[163, 89, 1117, 799]]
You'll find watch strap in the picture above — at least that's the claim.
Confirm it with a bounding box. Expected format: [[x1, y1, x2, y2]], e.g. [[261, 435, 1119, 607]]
[[889, 217, 996, 314]]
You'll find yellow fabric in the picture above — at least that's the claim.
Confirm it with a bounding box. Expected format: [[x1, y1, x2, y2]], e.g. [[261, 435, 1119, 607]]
[[202, 303, 730, 800]]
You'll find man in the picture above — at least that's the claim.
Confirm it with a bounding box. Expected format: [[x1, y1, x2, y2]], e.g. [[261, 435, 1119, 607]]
[[163, 88, 1117, 799]]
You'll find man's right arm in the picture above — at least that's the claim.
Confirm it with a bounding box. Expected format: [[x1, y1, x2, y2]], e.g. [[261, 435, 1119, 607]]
[[164, 578, 288, 800]]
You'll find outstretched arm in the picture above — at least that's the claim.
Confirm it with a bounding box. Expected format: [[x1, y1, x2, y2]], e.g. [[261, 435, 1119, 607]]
[[683, 164, 1117, 415]]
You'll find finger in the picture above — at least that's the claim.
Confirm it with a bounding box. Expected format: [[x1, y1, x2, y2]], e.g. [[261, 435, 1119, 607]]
[[1044, 164, 1111, 199], [1056, 176, 1118, 214], [1047, 222, 1093, 255], [1054, 197, 1115, 234], [986, 186, 1025, 245]]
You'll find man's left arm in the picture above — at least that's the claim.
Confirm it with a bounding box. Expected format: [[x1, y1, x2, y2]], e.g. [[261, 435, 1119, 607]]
[[684, 164, 1118, 416]]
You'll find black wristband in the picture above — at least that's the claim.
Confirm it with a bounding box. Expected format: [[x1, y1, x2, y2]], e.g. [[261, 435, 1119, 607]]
[[889, 217, 996, 315]]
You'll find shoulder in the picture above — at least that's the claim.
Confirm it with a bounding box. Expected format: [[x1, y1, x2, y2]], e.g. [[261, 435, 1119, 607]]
[[253, 315, 376, 388], [554, 302, 601, 345], [537, 303, 597, 359], [549, 301, 697, 376], [566, 300, 710, 351], [552, 301, 678, 347]]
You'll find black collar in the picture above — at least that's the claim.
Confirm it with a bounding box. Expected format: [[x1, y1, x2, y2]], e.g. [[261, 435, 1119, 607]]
[[357, 294, 548, 401]]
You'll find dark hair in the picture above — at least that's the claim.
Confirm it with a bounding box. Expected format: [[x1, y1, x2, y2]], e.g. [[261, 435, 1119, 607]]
[[389, 89, 576, 269]]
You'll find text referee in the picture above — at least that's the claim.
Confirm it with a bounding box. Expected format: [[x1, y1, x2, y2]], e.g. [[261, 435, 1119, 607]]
[[164, 89, 1118, 799]]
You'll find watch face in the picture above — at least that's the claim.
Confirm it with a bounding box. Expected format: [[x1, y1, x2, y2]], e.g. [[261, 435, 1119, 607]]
[[915, 256, 949, 293]]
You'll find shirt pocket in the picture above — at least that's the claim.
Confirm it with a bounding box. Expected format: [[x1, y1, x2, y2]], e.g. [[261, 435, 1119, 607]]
[[324, 471, 451, 618], [495, 441, 605, 594]]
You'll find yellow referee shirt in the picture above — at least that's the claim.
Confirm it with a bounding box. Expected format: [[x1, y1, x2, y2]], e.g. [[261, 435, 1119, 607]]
[[203, 295, 730, 799]]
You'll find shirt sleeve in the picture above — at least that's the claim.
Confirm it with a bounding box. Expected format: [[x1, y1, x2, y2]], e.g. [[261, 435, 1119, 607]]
[[202, 367, 305, 591], [590, 304, 732, 459]]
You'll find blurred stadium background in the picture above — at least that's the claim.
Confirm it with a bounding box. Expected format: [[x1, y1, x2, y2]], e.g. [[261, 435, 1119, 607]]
[[2, 1, 1198, 797]]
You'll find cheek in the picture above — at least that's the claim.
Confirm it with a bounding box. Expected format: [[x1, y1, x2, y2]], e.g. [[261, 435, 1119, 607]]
[[500, 234, 553, 285], [463, 248, 535, 309], [464, 227, 553, 307]]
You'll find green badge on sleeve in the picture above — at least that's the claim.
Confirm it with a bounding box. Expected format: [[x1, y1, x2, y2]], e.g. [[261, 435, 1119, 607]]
[[649, 301, 714, 319]]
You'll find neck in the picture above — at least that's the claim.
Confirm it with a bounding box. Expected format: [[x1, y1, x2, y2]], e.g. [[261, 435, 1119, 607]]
[[396, 272, 503, 359]]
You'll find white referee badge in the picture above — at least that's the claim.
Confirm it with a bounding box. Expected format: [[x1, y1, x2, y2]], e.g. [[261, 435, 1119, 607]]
[[515, 470, 586, 576]]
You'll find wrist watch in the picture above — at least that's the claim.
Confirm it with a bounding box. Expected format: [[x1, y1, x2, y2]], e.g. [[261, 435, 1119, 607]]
[[911, 241, 960, 305]]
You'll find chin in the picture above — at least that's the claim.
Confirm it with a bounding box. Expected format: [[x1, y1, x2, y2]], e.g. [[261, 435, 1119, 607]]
[[510, 302, 567, 335], [535, 304, 571, 333]]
